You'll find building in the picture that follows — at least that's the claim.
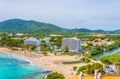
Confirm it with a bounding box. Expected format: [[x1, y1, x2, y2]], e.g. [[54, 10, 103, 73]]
[[43, 37, 51, 44], [62, 38, 81, 52], [24, 37, 40, 50]]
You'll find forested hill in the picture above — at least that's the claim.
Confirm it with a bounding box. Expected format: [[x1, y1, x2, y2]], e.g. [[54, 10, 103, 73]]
[[0, 19, 119, 34], [0, 19, 67, 34]]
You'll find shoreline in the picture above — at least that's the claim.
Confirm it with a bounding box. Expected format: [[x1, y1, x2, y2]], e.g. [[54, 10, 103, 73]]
[[0, 48, 37, 67], [0, 47, 84, 78], [0, 47, 49, 70]]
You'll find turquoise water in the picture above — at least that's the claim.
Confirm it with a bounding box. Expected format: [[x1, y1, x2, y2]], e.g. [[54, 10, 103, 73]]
[[0, 52, 48, 79], [95, 47, 120, 60]]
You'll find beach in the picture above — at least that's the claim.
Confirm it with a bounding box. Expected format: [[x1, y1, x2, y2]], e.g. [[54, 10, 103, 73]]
[[0, 47, 85, 78]]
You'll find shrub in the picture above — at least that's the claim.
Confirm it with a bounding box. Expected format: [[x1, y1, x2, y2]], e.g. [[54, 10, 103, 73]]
[[73, 66, 77, 71], [47, 72, 65, 79]]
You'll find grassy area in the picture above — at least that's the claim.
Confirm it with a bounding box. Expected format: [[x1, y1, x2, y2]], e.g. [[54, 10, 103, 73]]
[[100, 52, 120, 64]]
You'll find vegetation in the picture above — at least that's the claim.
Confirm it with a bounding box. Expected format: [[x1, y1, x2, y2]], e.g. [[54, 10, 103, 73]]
[[80, 58, 90, 63], [89, 41, 120, 56], [0, 36, 37, 51], [104, 41, 120, 52], [0, 28, 120, 56], [100, 52, 120, 64], [77, 63, 104, 75], [47, 72, 65, 79], [107, 35, 120, 41], [63, 52, 75, 56], [0, 36, 23, 47], [0, 19, 66, 34], [73, 66, 77, 71], [90, 46, 103, 55], [0, 19, 119, 34]]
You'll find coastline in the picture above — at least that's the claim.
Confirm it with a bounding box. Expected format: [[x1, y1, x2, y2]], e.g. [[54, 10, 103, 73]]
[[0, 47, 84, 78], [0, 47, 38, 67]]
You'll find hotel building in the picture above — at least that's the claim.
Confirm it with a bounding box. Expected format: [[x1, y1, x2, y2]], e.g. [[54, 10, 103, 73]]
[[24, 37, 40, 50], [62, 38, 81, 52]]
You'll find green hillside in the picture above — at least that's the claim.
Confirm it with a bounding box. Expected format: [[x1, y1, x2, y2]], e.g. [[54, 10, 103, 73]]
[[0, 19, 119, 34], [0, 19, 67, 34]]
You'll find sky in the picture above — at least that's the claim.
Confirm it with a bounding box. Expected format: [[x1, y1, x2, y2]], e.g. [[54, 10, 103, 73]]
[[0, 0, 120, 30]]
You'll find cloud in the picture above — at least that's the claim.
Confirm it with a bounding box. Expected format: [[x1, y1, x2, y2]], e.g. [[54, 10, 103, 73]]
[[0, 0, 120, 30]]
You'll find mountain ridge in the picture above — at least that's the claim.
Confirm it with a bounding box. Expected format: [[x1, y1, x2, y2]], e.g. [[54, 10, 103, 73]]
[[0, 19, 119, 34]]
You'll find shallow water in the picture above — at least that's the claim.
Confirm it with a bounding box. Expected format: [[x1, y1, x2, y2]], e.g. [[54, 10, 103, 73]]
[[0, 52, 47, 79]]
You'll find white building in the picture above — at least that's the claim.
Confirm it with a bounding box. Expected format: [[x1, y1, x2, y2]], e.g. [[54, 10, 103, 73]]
[[62, 38, 82, 52], [43, 37, 51, 44], [24, 37, 40, 50]]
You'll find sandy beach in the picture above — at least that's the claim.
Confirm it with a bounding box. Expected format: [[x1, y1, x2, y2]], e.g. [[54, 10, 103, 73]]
[[0, 47, 86, 78]]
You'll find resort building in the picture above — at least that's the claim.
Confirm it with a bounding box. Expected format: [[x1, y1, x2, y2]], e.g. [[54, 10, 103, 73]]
[[43, 37, 51, 44], [62, 38, 81, 52], [24, 37, 40, 50]]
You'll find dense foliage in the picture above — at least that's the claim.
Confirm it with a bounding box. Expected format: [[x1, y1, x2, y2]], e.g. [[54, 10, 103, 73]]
[[89, 41, 120, 56], [47, 72, 65, 79], [0, 36, 23, 47], [0, 19, 66, 34], [0, 36, 36, 51], [100, 52, 120, 64], [107, 35, 120, 41]]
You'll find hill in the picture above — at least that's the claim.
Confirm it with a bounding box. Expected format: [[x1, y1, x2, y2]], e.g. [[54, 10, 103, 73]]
[[0, 19, 67, 34], [112, 29, 120, 33], [70, 28, 110, 33], [0, 19, 119, 34]]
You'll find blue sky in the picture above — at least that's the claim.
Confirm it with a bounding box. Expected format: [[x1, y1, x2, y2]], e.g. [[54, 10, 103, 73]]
[[0, 0, 120, 30]]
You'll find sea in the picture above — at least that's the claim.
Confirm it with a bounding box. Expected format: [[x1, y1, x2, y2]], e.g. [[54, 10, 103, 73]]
[[0, 52, 49, 79]]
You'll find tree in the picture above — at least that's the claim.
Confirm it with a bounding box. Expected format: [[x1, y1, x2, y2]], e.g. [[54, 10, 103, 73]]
[[77, 63, 104, 75], [73, 66, 77, 71], [0, 36, 23, 47], [40, 43, 47, 51], [64, 46, 68, 52], [47, 72, 65, 79]]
